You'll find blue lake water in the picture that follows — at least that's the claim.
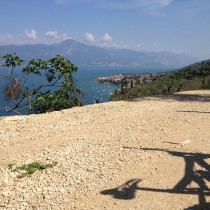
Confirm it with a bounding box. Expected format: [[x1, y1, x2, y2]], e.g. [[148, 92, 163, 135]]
[[0, 68, 167, 116]]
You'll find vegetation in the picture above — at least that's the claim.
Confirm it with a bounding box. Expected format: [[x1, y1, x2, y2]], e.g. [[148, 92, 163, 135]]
[[8, 161, 57, 178], [111, 60, 210, 101], [1, 53, 83, 114]]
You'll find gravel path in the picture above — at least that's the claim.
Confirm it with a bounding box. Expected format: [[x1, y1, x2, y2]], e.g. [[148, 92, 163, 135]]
[[0, 90, 210, 210]]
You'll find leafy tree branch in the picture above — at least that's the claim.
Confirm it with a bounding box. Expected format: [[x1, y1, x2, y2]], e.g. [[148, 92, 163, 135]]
[[1, 53, 83, 114]]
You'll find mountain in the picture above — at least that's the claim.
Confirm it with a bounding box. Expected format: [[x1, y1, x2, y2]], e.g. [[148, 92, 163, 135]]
[[0, 39, 198, 69]]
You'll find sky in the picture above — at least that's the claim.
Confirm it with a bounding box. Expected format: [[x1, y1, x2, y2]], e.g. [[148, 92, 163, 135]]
[[0, 0, 210, 59]]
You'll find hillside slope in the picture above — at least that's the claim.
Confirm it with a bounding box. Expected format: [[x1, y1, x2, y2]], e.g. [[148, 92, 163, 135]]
[[111, 59, 210, 101], [0, 90, 210, 210]]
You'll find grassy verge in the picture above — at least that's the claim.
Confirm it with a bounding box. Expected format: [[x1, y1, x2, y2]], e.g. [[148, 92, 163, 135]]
[[8, 161, 57, 178]]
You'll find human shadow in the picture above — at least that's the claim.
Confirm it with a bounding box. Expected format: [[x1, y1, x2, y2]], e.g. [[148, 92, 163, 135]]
[[140, 148, 210, 209], [101, 147, 210, 209], [101, 179, 141, 200]]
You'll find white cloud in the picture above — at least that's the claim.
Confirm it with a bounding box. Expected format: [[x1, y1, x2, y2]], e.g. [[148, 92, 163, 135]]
[[84, 32, 95, 42], [24, 29, 37, 40], [158, 0, 172, 6], [45, 31, 71, 40], [102, 33, 113, 42], [0, 33, 38, 45], [62, 33, 71, 40], [46, 31, 59, 39], [102, 0, 173, 9], [55, 0, 173, 9], [0, 30, 71, 45]]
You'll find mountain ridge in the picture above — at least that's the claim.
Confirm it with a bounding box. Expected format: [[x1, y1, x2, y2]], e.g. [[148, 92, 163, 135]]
[[0, 39, 198, 69]]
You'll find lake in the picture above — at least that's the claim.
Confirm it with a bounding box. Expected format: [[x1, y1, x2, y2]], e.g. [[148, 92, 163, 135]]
[[0, 68, 167, 116]]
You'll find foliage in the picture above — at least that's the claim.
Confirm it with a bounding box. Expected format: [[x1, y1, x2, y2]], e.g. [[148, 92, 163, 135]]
[[4, 78, 22, 100], [8, 161, 57, 178], [111, 60, 210, 101], [1, 53, 83, 114]]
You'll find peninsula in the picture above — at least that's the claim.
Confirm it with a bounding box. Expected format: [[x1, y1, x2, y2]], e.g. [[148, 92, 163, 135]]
[[97, 73, 162, 87]]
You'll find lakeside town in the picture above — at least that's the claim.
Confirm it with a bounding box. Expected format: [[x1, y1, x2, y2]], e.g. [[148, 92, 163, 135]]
[[97, 73, 163, 88]]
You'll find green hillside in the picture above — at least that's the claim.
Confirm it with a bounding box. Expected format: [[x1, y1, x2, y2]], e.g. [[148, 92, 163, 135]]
[[111, 59, 210, 101]]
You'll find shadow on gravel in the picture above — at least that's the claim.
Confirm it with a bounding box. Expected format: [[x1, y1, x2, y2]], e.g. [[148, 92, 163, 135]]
[[131, 93, 210, 103], [101, 147, 210, 209], [177, 110, 210, 114], [101, 179, 141, 200], [155, 93, 210, 102]]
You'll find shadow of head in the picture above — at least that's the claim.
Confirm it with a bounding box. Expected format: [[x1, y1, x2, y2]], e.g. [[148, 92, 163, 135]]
[[184, 202, 210, 210], [100, 179, 141, 200]]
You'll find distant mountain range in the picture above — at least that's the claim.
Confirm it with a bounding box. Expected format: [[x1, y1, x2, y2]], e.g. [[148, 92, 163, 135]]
[[0, 39, 198, 69]]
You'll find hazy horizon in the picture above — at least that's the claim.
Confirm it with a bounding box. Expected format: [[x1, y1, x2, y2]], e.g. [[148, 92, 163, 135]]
[[0, 0, 210, 60]]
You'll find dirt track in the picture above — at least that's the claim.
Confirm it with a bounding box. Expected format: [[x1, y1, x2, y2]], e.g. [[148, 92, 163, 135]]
[[0, 90, 210, 210]]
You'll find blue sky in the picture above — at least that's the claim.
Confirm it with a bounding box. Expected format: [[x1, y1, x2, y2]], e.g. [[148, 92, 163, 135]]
[[0, 0, 210, 59]]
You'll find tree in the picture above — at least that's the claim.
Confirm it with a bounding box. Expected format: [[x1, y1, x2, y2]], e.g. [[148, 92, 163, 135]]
[[1, 53, 82, 114], [189, 63, 210, 88], [199, 64, 210, 88]]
